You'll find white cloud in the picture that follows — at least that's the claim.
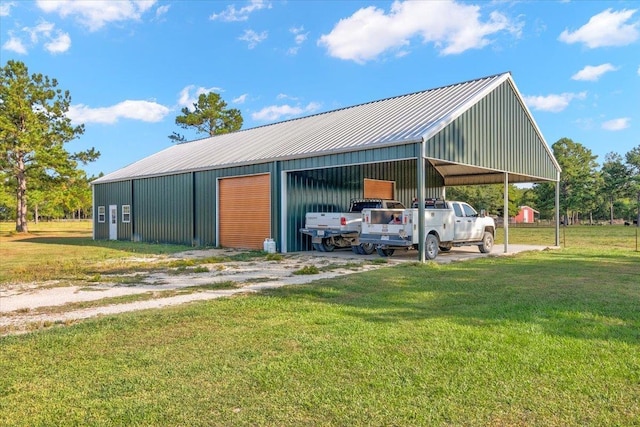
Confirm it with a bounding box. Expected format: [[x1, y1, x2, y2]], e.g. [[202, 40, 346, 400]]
[[2, 34, 27, 54], [318, 0, 522, 63], [155, 4, 170, 19], [233, 94, 248, 104], [523, 92, 587, 113], [239, 29, 267, 49], [177, 85, 223, 109], [26, 21, 55, 43], [637, 65, 640, 75], [67, 100, 170, 124], [210, 0, 271, 22], [2, 21, 71, 54], [252, 102, 321, 122], [277, 93, 298, 101], [559, 8, 639, 48], [571, 63, 618, 81], [0, 2, 15, 17], [602, 117, 630, 131], [36, 0, 157, 31], [288, 26, 308, 55], [44, 31, 71, 53]]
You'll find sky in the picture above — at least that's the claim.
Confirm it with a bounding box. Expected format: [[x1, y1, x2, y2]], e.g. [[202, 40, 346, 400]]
[[1, 0, 639, 179]]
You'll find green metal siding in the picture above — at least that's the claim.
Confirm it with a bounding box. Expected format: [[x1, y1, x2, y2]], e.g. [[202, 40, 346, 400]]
[[133, 174, 193, 244], [282, 144, 417, 172], [426, 80, 558, 182], [193, 171, 215, 246], [286, 159, 443, 252], [92, 181, 132, 240]]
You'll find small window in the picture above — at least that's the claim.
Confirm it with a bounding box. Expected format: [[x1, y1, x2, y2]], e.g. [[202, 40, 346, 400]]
[[98, 206, 105, 223], [122, 205, 131, 223], [462, 203, 478, 217], [453, 203, 463, 217]]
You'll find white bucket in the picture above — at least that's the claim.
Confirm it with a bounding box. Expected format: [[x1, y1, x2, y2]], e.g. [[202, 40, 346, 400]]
[[263, 238, 276, 254]]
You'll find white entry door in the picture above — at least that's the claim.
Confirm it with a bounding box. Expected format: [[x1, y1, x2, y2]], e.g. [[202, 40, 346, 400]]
[[109, 205, 118, 240]]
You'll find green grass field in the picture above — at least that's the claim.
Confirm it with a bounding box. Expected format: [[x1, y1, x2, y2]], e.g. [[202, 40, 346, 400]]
[[1, 221, 639, 426]]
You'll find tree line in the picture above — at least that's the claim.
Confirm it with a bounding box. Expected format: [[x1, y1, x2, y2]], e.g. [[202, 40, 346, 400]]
[[1, 60, 638, 231], [448, 138, 640, 226], [1, 60, 243, 231]]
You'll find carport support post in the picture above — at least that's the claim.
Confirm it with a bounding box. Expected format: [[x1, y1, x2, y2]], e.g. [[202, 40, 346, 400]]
[[503, 172, 509, 254], [555, 173, 560, 247], [417, 139, 426, 263]]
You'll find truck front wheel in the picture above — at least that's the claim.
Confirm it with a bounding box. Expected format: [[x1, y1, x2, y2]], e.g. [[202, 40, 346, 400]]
[[425, 234, 439, 260], [479, 231, 494, 253]]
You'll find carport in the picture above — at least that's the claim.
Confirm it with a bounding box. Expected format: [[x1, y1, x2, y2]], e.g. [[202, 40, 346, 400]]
[[279, 72, 561, 260]]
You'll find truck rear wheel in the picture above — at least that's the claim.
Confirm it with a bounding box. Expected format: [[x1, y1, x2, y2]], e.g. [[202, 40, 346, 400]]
[[479, 231, 494, 253], [425, 234, 439, 260], [321, 239, 335, 252], [376, 247, 395, 257], [358, 243, 375, 255]]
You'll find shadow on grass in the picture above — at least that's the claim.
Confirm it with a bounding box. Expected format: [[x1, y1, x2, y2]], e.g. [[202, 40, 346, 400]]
[[269, 250, 640, 344]]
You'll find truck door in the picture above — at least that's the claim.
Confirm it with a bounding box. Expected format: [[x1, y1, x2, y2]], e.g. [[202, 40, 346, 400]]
[[453, 202, 470, 241], [461, 203, 483, 240], [453, 202, 482, 241]]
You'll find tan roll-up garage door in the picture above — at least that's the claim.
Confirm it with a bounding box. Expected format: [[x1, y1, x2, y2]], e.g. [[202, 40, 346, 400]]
[[219, 174, 271, 249], [364, 178, 395, 199]]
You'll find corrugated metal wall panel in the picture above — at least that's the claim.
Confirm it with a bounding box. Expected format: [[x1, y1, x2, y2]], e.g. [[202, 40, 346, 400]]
[[133, 174, 193, 244], [425, 81, 557, 182], [194, 171, 214, 246], [286, 159, 443, 251], [282, 144, 417, 172], [92, 181, 132, 240]]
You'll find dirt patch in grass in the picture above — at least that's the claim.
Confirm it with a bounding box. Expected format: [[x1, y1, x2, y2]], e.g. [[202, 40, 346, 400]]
[[0, 248, 390, 336]]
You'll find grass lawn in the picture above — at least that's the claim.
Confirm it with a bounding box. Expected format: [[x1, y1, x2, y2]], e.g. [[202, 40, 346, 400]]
[[1, 222, 639, 426]]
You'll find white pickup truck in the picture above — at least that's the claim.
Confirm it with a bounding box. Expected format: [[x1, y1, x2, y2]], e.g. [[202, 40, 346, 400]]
[[300, 198, 405, 254], [359, 199, 495, 259]]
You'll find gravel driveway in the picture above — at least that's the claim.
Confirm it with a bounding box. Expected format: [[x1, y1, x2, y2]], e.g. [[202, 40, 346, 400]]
[[0, 249, 392, 336], [0, 244, 550, 336]]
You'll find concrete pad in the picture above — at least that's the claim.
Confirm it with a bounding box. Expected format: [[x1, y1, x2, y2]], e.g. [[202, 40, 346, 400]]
[[296, 244, 557, 264]]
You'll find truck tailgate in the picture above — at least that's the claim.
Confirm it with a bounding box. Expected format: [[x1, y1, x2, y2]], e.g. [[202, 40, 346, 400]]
[[359, 208, 416, 246], [304, 212, 361, 232]]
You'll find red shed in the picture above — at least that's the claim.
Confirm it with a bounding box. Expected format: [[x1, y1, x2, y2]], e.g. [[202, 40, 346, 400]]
[[514, 206, 539, 224]]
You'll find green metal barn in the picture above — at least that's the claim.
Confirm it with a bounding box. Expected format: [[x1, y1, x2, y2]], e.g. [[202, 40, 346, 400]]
[[92, 72, 561, 258]]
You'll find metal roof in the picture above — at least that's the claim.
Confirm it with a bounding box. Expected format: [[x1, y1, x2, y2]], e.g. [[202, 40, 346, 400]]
[[94, 72, 542, 184]]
